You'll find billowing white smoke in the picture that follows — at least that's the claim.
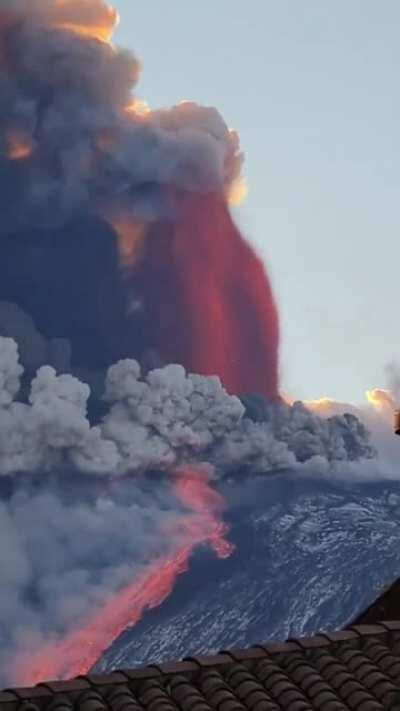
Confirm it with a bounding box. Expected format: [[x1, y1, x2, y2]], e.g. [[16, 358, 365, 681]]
[[299, 394, 400, 480], [0, 336, 376, 479]]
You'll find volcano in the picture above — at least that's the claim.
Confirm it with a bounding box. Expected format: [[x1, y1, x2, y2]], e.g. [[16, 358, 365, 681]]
[[95, 475, 400, 672], [0, 0, 382, 689]]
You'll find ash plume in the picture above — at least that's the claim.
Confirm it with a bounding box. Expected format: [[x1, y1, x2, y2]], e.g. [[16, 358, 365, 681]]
[[0, 0, 240, 231], [0, 0, 386, 686], [0, 0, 277, 397]]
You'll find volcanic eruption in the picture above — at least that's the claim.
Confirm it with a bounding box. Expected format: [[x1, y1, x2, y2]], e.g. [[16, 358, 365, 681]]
[[0, 0, 380, 687], [0, 0, 279, 400]]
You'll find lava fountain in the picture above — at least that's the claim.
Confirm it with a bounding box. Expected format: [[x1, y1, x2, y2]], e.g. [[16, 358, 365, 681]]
[[134, 191, 280, 399]]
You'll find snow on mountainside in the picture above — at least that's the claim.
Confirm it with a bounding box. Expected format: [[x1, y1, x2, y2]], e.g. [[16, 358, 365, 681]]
[[95, 474, 400, 672]]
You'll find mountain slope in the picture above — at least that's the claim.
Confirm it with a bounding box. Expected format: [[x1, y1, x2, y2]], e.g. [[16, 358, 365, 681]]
[[95, 474, 400, 671]]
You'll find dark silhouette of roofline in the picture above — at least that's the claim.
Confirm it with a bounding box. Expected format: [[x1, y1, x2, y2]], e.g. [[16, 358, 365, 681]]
[[2, 621, 400, 710]]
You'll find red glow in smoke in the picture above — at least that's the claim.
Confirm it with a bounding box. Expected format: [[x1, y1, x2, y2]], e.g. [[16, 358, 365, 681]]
[[140, 191, 280, 399], [12, 467, 234, 685]]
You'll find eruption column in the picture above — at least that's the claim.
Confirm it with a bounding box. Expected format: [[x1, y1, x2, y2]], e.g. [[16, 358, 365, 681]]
[[12, 467, 234, 685]]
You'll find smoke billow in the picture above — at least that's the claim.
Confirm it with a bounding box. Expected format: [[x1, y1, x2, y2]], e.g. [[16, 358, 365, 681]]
[[0, 333, 378, 682], [0, 472, 197, 684], [0, 336, 375, 480], [0, 0, 388, 687]]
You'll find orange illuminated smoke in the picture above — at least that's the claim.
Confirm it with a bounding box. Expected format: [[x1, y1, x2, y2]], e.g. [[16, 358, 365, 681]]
[[6, 131, 34, 161], [303, 396, 339, 415], [12, 466, 234, 684], [0, 0, 119, 45], [366, 388, 395, 412], [52, 21, 113, 43], [45, 0, 119, 44]]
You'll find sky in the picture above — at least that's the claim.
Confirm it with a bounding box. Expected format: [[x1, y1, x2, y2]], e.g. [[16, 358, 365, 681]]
[[113, 0, 400, 405]]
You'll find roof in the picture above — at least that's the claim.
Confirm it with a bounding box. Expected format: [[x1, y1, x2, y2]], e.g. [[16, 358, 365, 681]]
[[351, 580, 400, 626], [3, 621, 400, 711]]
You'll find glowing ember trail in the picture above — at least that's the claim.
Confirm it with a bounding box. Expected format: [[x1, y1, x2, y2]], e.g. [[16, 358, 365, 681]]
[[12, 466, 234, 685], [139, 191, 280, 399]]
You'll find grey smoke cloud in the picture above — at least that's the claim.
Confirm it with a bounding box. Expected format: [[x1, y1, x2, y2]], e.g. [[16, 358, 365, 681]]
[[0, 477, 192, 684], [0, 338, 375, 479], [0, 335, 383, 684], [0, 0, 242, 232]]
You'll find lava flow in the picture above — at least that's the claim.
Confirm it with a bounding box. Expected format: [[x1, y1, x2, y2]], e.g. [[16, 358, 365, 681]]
[[12, 467, 234, 684], [137, 190, 280, 399]]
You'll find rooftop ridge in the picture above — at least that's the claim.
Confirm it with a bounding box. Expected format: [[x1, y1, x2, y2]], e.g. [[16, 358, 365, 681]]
[[2, 620, 400, 702]]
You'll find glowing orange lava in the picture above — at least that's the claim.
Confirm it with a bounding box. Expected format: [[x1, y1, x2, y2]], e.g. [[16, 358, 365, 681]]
[[12, 466, 234, 685]]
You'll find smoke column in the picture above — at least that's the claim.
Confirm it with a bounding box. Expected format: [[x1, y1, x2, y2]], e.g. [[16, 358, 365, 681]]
[[11, 466, 233, 684], [0, 0, 280, 398]]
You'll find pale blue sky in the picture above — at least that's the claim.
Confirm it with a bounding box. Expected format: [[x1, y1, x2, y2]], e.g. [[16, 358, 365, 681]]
[[113, 0, 400, 404]]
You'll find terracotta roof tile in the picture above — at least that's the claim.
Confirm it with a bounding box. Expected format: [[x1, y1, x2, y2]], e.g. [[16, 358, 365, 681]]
[[254, 641, 301, 654], [287, 636, 330, 650], [345, 689, 381, 711], [222, 662, 279, 709], [114, 668, 161, 682], [81, 673, 128, 687], [363, 638, 400, 679], [167, 675, 211, 711], [197, 670, 240, 703], [15, 703, 40, 711], [377, 620, 400, 632], [3, 688, 51, 703], [182, 655, 233, 669], [253, 659, 311, 709], [347, 625, 387, 638], [157, 661, 199, 675], [318, 631, 358, 643], [44, 694, 74, 711], [136, 679, 177, 711], [218, 648, 266, 663], [306, 649, 382, 710], [105, 684, 144, 711], [74, 689, 108, 711]]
